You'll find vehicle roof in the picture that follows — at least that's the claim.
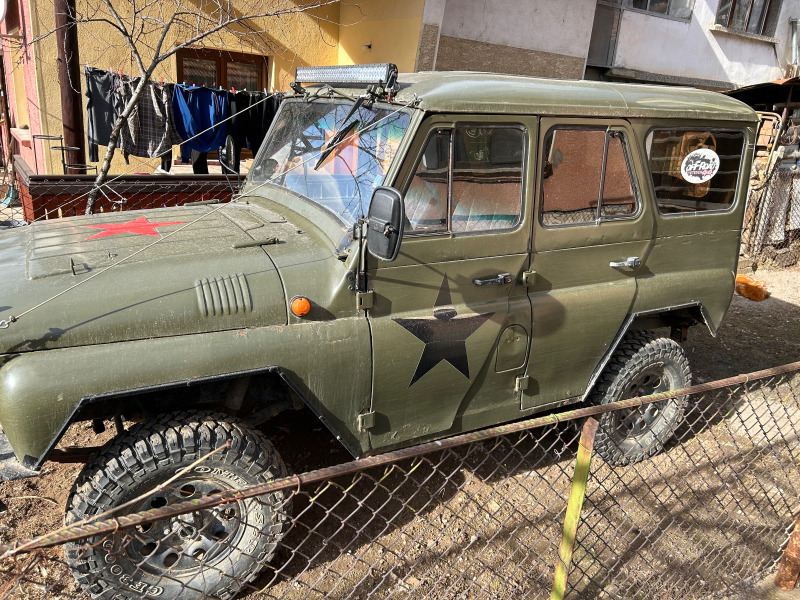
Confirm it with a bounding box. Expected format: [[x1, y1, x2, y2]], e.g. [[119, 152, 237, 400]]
[[388, 71, 758, 123]]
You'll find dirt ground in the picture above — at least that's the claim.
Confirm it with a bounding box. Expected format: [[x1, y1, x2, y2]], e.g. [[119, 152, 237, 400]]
[[683, 265, 800, 382], [0, 265, 798, 599]]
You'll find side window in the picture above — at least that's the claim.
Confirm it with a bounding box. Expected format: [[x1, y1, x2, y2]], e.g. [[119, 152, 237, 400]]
[[451, 127, 524, 232], [404, 125, 525, 234], [647, 129, 745, 214], [541, 127, 639, 227], [405, 130, 449, 232]]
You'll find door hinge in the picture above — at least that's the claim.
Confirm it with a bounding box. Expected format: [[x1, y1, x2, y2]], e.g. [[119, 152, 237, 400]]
[[356, 290, 374, 310], [358, 411, 376, 432], [515, 376, 530, 392], [521, 271, 537, 287]]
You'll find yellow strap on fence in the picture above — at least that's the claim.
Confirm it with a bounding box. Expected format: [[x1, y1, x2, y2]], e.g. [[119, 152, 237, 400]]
[[552, 417, 599, 600]]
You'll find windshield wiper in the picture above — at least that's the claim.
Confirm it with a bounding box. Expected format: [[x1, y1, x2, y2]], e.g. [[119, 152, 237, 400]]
[[314, 118, 360, 170], [313, 96, 366, 170]]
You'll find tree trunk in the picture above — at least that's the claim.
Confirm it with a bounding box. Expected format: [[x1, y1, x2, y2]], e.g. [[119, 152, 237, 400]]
[[85, 75, 150, 214]]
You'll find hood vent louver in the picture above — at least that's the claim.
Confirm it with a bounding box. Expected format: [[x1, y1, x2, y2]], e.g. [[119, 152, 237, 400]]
[[196, 274, 252, 317]]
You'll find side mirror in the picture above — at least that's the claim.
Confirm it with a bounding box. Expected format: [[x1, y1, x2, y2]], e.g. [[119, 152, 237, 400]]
[[219, 134, 237, 174], [366, 186, 404, 262]]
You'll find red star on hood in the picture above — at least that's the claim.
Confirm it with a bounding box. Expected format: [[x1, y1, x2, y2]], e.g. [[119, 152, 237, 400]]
[[83, 216, 184, 240]]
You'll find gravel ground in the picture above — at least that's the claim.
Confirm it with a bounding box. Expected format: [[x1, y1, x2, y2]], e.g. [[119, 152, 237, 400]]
[[684, 265, 800, 383]]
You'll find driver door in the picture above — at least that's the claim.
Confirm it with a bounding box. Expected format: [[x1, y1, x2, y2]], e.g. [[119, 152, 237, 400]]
[[366, 116, 536, 451]]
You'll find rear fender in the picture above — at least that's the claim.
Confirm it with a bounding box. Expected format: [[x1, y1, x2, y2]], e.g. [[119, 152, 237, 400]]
[[580, 303, 713, 403]]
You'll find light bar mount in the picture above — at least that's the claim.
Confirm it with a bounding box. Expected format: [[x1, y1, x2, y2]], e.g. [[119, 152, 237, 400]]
[[295, 63, 399, 95]]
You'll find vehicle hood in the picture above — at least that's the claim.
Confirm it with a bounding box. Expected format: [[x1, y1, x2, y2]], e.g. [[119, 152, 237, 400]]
[[0, 204, 292, 354]]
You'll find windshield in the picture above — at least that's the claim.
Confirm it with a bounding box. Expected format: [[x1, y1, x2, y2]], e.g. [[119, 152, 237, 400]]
[[250, 99, 413, 225]]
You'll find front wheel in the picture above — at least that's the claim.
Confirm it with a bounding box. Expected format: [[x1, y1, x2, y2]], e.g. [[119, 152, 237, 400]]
[[65, 412, 290, 600], [591, 332, 691, 466]]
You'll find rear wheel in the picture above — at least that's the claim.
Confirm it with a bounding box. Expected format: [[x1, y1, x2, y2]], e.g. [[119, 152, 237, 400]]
[[65, 412, 290, 600], [591, 332, 691, 466]]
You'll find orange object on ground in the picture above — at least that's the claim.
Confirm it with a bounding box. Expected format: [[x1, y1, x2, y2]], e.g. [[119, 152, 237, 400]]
[[735, 274, 770, 301]]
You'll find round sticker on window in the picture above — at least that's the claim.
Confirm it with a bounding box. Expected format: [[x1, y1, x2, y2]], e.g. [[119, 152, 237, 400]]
[[681, 148, 720, 184]]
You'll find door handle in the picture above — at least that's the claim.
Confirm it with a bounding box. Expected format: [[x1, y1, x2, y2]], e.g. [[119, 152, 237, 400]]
[[473, 273, 512, 286], [609, 257, 642, 268]]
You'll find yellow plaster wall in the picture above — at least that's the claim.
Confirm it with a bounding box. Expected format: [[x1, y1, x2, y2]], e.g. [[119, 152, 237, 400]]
[[337, 1, 424, 73], [28, 1, 424, 177], [29, 1, 340, 175]]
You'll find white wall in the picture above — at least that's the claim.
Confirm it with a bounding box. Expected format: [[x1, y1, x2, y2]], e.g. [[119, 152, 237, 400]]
[[614, 0, 793, 87], [439, 0, 596, 60]]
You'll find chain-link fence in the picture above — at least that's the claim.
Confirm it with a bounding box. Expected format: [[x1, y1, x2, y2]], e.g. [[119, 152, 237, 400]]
[[744, 166, 800, 266], [1, 362, 799, 600]]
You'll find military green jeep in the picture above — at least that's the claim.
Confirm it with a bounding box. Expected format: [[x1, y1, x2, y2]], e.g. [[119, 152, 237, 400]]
[[0, 64, 756, 599]]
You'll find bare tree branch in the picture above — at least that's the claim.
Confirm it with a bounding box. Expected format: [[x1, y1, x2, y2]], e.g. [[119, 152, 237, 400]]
[[29, 0, 343, 213]]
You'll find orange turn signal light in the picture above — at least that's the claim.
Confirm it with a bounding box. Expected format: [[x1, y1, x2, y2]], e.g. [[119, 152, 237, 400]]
[[290, 296, 311, 317]]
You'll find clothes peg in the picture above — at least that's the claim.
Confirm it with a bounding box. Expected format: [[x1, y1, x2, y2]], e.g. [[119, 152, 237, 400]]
[[160, 77, 164, 86]]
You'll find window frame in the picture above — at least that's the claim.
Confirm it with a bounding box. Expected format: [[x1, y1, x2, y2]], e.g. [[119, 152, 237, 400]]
[[645, 126, 747, 218], [402, 122, 528, 238], [176, 48, 268, 91], [597, 0, 695, 22], [539, 125, 642, 230], [714, 0, 781, 36]]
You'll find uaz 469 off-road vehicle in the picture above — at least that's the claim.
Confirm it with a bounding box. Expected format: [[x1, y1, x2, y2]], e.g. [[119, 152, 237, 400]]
[[0, 64, 756, 598]]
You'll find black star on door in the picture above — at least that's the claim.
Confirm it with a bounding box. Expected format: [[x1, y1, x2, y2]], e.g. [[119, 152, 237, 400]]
[[394, 275, 494, 387]]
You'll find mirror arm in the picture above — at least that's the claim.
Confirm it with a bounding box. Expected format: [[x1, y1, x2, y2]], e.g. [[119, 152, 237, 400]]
[[354, 217, 368, 293]]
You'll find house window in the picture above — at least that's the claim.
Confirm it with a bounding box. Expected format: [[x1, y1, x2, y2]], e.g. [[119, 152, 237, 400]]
[[715, 0, 783, 36], [176, 49, 267, 91], [627, 0, 694, 19]]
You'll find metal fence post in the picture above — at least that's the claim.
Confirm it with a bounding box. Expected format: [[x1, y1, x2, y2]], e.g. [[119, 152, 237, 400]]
[[775, 513, 800, 590], [551, 416, 599, 600]]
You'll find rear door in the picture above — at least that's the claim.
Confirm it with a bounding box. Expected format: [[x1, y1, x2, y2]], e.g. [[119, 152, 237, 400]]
[[521, 118, 654, 409]]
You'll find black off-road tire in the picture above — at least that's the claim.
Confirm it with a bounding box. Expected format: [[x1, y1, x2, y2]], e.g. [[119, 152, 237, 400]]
[[65, 412, 290, 600], [591, 331, 691, 466]]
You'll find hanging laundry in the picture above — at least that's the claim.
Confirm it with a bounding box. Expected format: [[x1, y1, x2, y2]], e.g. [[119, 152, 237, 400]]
[[172, 85, 230, 169], [115, 77, 182, 162], [84, 66, 118, 162], [228, 92, 280, 172]]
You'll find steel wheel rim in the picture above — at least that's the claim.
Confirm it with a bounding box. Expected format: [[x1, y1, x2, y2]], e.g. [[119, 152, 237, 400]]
[[609, 366, 673, 440], [125, 475, 243, 576]]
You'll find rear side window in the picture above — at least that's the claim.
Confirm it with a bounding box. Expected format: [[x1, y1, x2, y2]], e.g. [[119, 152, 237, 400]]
[[647, 129, 745, 214], [541, 127, 638, 227]]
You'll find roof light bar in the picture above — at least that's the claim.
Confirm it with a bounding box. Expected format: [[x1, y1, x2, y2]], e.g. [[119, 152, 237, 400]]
[[295, 63, 398, 91]]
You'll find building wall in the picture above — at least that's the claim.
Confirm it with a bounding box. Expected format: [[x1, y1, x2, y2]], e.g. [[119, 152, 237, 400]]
[[12, 0, 341, 176], [1, 0, 48, 173], [338, 1, 424, 72], [432, 0, 596, 78], [613, 0, 788, 88]]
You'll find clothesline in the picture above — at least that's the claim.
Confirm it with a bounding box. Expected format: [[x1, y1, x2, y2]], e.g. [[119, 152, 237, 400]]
[[84, 66, 282, 174]]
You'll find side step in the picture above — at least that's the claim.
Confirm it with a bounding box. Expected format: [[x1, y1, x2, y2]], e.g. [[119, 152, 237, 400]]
[[0, 430, 37, 481]]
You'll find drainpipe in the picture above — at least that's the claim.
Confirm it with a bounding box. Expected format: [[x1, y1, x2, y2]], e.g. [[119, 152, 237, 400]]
[[791, 18, 799, 67], [54, 0, 85, 172]]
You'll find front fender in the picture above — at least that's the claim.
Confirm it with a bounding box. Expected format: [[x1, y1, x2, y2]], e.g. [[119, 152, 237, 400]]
[[0, 318, 371, 468]]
